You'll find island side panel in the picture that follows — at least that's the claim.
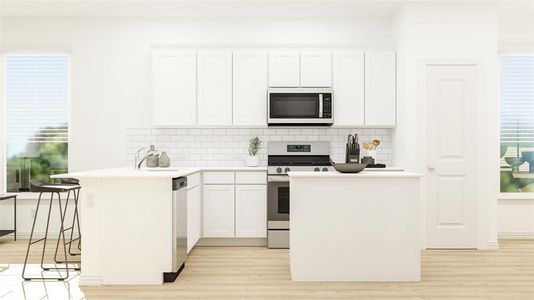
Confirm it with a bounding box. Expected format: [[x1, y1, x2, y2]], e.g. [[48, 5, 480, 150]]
[[88, 177, 173, 285], [289, 176, 421, 281]]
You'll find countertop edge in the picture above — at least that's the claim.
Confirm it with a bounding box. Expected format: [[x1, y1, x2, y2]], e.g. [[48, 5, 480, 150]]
[[51, 166, 268, 179]]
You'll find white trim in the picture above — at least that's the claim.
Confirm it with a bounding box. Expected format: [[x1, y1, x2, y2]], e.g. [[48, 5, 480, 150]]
[[498, 232, 534, 239], [486, 241, 500, 249], [151, 43, 397, 50], [78, 275, 102, 286], [498, 193, 534, 201]]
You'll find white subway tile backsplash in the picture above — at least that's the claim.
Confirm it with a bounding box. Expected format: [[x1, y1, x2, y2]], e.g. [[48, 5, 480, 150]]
[[126, 127, 393, 167]]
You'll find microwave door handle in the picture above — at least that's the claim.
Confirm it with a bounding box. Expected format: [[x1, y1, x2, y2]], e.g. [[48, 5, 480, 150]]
[[319, 94, 323, 118]]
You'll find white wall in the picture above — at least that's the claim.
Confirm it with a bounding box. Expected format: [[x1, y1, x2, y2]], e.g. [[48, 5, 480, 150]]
[[0, 16, 393, 237], [0, 17, 393, 175], [497, 14, 534, 238], [392, 2, 500, 248]]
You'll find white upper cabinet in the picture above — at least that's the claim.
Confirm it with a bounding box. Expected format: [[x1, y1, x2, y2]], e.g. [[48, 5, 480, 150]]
[[233, 51, 268, 126], [333, 51, 365, 126], [268, 51, 300, 87], [197, 51, 233, 126], [235, 185, 267, 238], [364, 51, 396, 126], [300, 51, 332, 87], [152, 50, 196, 126]]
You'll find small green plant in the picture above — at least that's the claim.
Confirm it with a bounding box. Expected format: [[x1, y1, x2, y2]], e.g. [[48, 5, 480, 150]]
[[248, 137, 262, 156]]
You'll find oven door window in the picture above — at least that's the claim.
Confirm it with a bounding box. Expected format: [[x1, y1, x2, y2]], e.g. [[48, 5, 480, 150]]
[[277, 186, 290, 214], [270, 93, 319, 118]]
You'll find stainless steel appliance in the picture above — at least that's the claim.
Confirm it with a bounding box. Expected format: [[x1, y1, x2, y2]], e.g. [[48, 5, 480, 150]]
[[267, 141, 332, 248], [267, 88, 333, 125], [164, 177, 187, 282]]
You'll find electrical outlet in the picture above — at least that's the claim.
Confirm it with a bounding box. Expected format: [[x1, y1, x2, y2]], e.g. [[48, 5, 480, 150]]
[[87, 193, 96, 208]]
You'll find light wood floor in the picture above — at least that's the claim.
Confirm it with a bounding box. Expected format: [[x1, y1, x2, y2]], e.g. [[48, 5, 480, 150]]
[[1, 239, 534, 299]]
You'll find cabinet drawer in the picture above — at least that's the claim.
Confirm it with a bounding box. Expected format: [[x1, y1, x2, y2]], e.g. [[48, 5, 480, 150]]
[[187, 172, 201, 189], [203, 171, 235, 184], [235, 172, 266, 184]]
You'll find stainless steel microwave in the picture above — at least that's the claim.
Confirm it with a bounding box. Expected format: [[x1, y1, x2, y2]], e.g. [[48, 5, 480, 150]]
[[267, 88, 333, 125]]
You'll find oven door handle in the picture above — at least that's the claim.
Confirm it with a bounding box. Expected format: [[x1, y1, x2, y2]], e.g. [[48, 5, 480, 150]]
[[267, 176, 289, 182]]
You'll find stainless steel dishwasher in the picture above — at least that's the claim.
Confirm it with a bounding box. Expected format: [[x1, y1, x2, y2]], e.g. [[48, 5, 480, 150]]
[[164, 177, 187, 282]]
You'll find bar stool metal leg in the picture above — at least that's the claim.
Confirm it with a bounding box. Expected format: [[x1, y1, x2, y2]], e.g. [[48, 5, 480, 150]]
[[22, 192, 70, 281], [52, 189, 81, 269]]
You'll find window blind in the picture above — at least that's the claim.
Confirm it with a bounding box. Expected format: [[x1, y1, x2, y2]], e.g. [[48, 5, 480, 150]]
[[500, 55, 534, 147], [5, 54, 69, 143]]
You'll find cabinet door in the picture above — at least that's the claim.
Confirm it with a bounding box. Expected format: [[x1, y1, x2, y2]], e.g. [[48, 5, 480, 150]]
[[197, 51, 233, 125], [235, 185, 267, 238], [365, 51, 396, 126], [203, 185, 235, 237], [333, 51, 365, 126], [268, 51, 300, 87], [187, 185, 201, 253], [300, 51, 332, 87], [152, 50, 196, 126], [233, 51, 268, 126]]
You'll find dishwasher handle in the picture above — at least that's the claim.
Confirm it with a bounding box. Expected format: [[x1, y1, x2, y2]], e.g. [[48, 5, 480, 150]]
[[173, 177, 187, 191]]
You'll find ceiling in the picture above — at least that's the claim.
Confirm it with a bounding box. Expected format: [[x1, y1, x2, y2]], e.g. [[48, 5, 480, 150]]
[[0, 0, 532, 19]]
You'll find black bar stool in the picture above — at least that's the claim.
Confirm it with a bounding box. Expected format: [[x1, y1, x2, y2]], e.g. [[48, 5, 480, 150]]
[[22, 180, 80, 281], [55, 178, 81, 260], [0, 194, 16, 241]]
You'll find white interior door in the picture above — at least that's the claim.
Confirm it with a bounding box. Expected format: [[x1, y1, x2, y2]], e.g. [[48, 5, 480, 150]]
[[425, 64, 478, 249]]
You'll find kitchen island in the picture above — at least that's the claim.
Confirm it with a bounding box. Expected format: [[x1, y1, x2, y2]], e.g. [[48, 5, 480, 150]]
[[288, 170, 422, 282], [51, 167, 266, 285]]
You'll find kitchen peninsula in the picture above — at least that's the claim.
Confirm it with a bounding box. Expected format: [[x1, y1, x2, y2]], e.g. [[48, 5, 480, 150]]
[[288, 170, 422, 281], [51, 167, 267, 285]]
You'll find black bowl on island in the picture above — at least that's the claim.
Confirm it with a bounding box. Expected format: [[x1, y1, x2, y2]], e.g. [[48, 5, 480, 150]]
[[331, 161, 367, 173]]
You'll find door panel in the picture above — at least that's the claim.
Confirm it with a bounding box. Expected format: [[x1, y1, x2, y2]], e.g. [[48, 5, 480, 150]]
[[197, 51, 232, 125], [426, 64, 478, 249]]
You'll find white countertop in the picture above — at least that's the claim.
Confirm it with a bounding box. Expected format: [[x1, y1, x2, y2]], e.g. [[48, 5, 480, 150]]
[[288, 170, 422, 178], [51, 166, 267, 179]]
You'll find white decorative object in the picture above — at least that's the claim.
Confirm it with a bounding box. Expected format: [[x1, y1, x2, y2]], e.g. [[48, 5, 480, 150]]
[[246, 155, 260, 167], [246, 137, 262, 167]]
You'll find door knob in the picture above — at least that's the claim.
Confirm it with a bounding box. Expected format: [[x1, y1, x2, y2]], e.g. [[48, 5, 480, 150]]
[[427, 165, 435, 171]]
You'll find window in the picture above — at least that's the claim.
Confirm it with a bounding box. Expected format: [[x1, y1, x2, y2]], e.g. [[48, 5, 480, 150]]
[[4, 54, 69, 192], [500, 54, 534, 193]]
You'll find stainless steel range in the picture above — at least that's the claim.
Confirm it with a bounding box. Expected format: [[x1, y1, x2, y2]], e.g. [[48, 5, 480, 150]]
[[267, 141, 332, 248]]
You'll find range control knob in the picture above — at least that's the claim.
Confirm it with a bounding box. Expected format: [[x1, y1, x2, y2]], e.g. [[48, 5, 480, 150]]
[[276, 167, 282, 173], [322, 167, 329, 172], [285, 167, 291, 173], [314, 167, 320, 172]]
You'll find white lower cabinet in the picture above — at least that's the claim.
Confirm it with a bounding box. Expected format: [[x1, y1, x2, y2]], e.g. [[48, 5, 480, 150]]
[[235, 185, 267, 238], [187, 185, 201, 253], [202, 184, 235, 237]]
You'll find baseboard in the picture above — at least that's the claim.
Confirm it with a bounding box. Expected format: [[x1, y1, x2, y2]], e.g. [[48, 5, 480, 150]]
[[498, 232, 534, 239], [486, 241, 500, 249], [79, 275, 102, 286], [197, 238, 267, 247]]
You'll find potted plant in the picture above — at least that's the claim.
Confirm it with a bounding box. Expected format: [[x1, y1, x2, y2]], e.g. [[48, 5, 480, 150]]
[[246, 137, 262, 167]]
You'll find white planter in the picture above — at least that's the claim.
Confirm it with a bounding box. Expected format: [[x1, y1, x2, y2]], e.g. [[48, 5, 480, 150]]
[[246, 156, 260, 167]]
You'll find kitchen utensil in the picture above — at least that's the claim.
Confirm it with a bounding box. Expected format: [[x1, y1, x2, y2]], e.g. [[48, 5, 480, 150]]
[[345, 134, 360, 163], [372, 139, 381, 149]]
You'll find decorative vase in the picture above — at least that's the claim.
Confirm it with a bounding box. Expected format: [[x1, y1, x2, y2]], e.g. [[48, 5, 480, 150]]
[[246, 155, 260, 167], [146, 145, 159, 168], [158, 151, 170, 168]]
